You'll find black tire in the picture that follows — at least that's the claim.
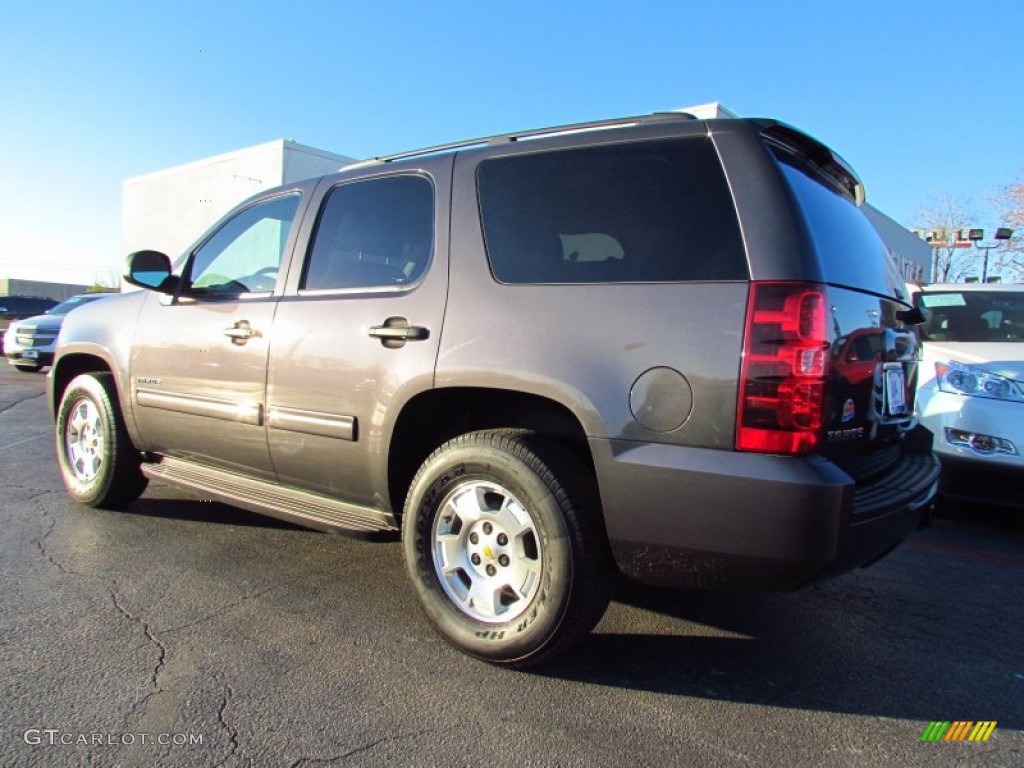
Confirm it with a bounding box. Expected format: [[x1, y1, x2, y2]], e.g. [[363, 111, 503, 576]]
[[14, 363, 42, 373], [402, 429, 611, 667], [55, 373, 148, 509]]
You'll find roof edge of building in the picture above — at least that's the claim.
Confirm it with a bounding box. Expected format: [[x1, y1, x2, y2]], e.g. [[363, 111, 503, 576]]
[[123, 139, 344, 185]]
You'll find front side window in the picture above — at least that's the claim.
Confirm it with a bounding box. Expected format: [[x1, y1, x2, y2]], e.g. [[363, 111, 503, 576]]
[[186, 194, 300, 295], [302, 175, 434, 291], [477, 138, 747, 284]]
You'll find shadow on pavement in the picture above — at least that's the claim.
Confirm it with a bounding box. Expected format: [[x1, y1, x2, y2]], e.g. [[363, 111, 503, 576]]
[[533, 574, 1024, 731]]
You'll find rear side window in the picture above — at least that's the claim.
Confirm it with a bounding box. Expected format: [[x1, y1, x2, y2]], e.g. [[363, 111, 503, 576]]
[[477, 139, 747, 284], [302, 175, 434, 291]]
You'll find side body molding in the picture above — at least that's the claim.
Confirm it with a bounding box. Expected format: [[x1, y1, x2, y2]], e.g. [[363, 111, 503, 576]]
[[136, 388, 264, 426]]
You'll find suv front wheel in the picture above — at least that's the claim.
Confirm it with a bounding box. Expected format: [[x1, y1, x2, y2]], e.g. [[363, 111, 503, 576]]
[[55, 373, 148, 509], [402, 430, 610, 667]]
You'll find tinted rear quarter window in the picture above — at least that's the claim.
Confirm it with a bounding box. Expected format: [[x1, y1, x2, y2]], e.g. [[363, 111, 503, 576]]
[[477, 138, 747, 284]]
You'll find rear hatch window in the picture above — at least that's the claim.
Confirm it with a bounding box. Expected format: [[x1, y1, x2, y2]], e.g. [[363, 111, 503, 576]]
[[774, 155, 904, 300], [769, 135, 918, 479]]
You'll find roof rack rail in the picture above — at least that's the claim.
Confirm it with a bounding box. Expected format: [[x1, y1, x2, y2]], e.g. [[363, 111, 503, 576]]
[[340, 111, 700, 170]]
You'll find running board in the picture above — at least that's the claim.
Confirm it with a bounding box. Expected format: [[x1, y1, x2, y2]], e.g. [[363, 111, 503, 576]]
[[140, 457, 399, 535]]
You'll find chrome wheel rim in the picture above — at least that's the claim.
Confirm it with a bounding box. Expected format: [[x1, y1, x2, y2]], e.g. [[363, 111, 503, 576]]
[[65, 397, 104, 483], [431, 480, 543, 624]]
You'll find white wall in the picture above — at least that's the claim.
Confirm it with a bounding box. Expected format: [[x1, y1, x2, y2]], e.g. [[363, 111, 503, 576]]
[[122, 140, 355, 266], [863, 204, 932, 283], [283, 141, 356, 182]]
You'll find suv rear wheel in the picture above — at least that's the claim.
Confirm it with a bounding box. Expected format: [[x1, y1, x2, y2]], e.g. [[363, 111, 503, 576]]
[[402, 429, 610, 667], [56, 373, 148, 509]]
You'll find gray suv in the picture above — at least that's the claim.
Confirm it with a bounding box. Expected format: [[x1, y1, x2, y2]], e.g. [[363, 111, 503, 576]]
[[49, 113, 939, 666]]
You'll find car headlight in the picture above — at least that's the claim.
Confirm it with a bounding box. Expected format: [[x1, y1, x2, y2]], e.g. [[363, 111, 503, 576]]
[[935, 360, 1024, 402]]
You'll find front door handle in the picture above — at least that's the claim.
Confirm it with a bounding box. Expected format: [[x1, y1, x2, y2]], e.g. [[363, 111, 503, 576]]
[[224, 320, 261, 345], [369, 317, 430, 348]]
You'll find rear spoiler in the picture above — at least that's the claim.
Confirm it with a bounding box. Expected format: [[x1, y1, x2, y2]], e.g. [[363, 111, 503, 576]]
[[749, 119, 866, 206]]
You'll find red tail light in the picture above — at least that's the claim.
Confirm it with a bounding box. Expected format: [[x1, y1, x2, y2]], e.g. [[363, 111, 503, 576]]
[[736, 282, 829, 454]]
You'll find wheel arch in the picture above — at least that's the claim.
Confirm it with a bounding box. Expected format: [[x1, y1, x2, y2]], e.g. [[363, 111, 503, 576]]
[[51, 352, 117, 409], [387, 387, 596, 521]]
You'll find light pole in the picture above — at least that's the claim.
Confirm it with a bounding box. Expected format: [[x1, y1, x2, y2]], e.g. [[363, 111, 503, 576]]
[[968, 227, 1014, 283]]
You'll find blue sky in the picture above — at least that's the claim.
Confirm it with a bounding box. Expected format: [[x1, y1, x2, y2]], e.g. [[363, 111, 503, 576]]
[[1, 0, 1021, 284]]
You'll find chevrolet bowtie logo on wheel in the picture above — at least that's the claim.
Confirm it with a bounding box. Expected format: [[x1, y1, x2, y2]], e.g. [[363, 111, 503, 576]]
[[920, 721, 997, 742]]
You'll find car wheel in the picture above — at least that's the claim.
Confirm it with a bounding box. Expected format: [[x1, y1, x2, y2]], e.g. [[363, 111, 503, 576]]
[[14, 363, 42, 372], [402, 429, 611, 667], [56, 373, 148, 509]]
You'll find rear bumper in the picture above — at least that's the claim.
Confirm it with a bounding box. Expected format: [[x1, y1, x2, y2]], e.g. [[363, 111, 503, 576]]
[[591, 435, 939, 590]]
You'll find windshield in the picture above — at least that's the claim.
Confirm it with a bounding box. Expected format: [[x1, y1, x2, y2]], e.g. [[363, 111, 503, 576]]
[[917, 289, 1024, 342], [48, 294, 106, 315]]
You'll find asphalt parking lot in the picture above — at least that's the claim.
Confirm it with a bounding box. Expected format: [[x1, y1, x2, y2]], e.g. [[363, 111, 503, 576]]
[[1, 363, 1022, 767]]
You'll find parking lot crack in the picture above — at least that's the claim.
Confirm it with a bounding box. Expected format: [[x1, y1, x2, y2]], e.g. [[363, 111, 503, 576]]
[[288, 740, 388, 767], [110, 586, 168, 715], [161, 579, 302, 636], [0, 391, 44, 417], [33, 502, 86, 575], [287, 726, 440, 767], [212, 681, 241, 768]]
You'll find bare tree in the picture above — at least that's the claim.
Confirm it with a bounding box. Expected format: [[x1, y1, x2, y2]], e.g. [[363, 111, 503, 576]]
[[914, 192, 978, 283], [990, 175, 1024, 282]]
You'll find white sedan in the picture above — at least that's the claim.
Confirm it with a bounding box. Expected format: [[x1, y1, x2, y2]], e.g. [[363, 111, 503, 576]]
[[913, 283, 1024, 509]]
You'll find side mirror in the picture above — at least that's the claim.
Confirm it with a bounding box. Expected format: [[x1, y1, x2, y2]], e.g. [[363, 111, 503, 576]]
[[896, 306, 926, 326], [125, 250, 178, 294]]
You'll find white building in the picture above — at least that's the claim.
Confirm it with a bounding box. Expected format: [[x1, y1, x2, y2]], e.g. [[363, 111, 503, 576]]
[[0, 278, 91, 302], [862, 205, 931, 283], [122, 140, 354, 261], [675, 102, 739, 119]]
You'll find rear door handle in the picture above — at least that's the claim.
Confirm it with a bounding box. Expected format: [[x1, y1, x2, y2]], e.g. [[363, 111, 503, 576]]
[[369, 317, 430, 347]]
